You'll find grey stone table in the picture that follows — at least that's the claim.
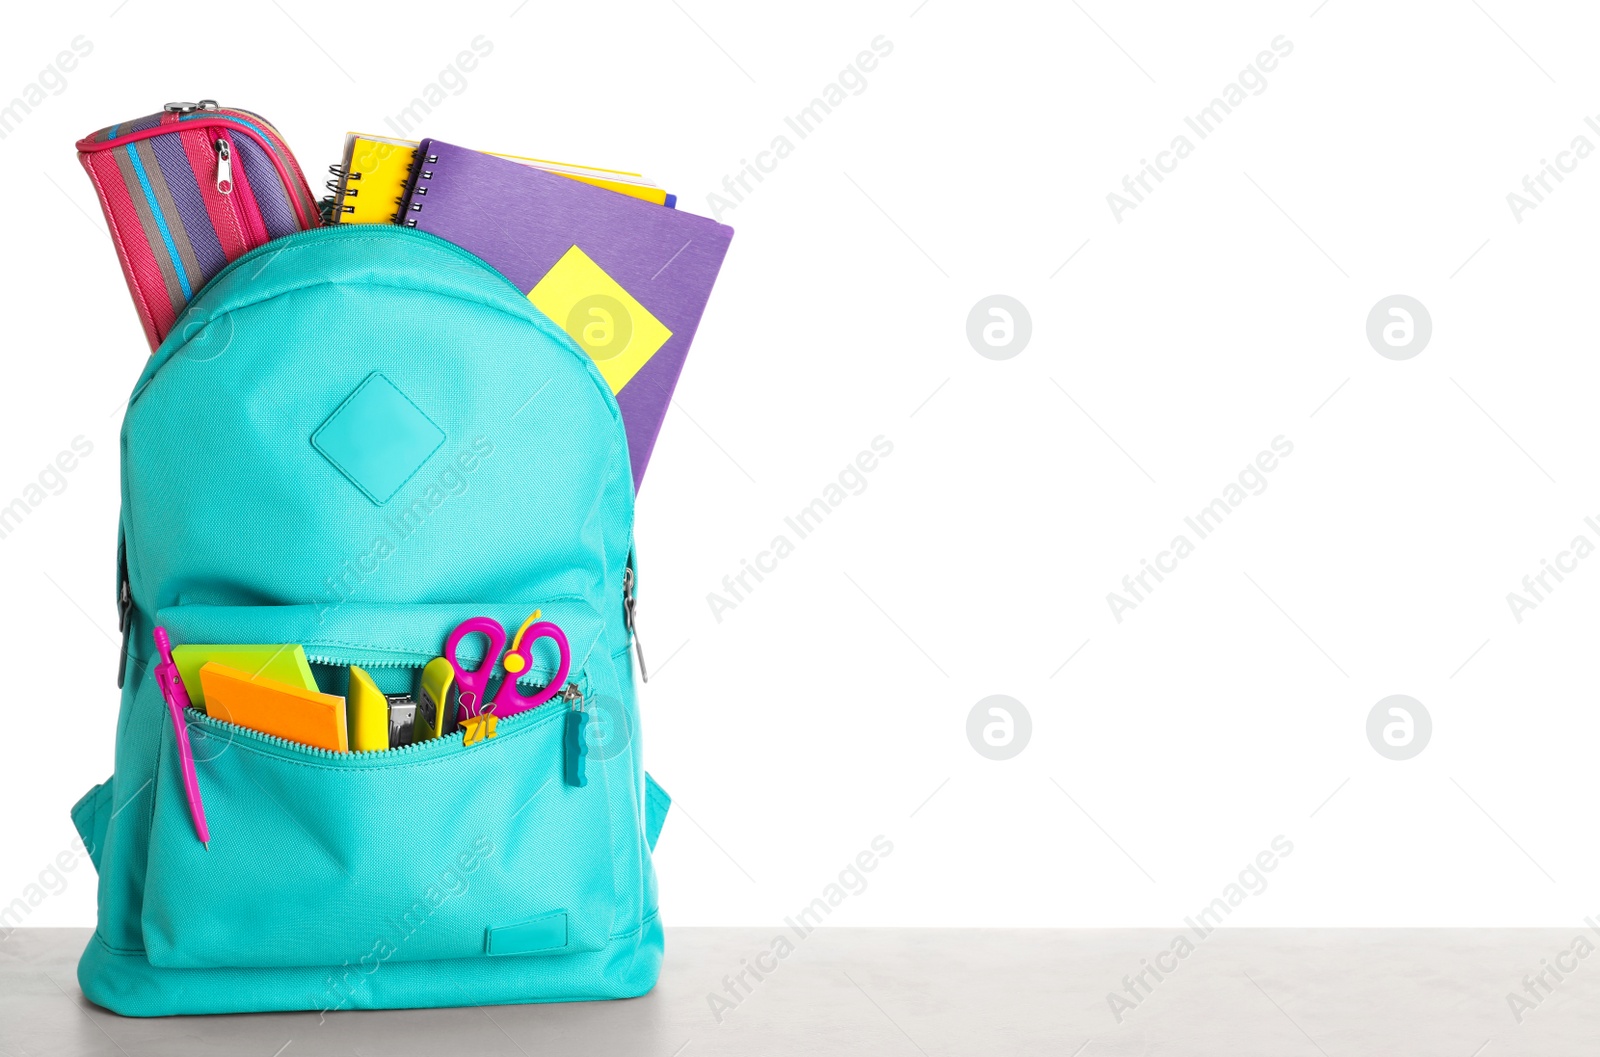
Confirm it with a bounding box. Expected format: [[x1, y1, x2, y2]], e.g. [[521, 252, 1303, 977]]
[[3, 928, 1597, 1055]]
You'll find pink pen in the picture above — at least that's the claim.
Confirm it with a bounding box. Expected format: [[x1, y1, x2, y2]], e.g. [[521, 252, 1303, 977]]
[[153, 626, 210, 849]]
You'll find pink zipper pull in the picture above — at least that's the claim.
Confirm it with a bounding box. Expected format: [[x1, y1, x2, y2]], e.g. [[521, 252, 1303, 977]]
[[214, 138, 233, 195]]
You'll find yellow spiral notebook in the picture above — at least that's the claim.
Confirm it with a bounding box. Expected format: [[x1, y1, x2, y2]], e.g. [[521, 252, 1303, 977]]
[[328, 133, 674, 223]]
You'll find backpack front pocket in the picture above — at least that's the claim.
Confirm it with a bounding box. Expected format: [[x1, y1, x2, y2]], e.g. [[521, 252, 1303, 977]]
[[139, 601, 617, 971]]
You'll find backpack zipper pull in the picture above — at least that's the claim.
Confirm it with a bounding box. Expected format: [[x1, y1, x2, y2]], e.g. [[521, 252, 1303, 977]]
[[116, 577, 133, 689], [562, 684, 588, 787], [213, 138, 233, 194], [623, 565, 647, 683]]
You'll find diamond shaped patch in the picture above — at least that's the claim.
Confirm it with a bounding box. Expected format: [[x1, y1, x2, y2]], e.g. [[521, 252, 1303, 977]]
[[527, 244, 673, 394], [312, 373, 445, 505]]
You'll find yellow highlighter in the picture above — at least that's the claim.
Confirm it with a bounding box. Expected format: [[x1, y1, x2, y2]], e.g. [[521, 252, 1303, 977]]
[[415, 657, 458, 742], [347, 666, 390, 752]]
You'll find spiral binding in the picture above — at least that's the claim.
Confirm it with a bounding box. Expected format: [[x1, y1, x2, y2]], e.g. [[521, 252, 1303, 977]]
[[390, 151, 439, 226], [318, 163, 360, 223]]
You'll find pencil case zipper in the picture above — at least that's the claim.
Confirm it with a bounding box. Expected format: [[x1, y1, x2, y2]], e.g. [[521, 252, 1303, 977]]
[[209, 131, 269, 247], [76, 106, 318, 231], [205, 106, 315, 221]]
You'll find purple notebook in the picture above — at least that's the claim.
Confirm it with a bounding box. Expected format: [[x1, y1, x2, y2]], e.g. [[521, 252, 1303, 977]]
[[400, 138, 734, 490]]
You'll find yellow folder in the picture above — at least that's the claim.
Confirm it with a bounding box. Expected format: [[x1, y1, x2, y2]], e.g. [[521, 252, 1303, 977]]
[[331, 133, 671, 224]]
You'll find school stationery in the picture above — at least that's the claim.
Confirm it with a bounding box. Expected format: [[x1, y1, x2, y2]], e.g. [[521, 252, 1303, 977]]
[[171, 643, 316, 707], [397, 138, 734, 489], [151, 628, 209, 848], [461, 712, 497, 747], [416, 655, 458, 741], [75, 223, 668, 1016], [198, 662, 349, 753], [387, 696, 417, 747], [323, 133, 415, 224], [346, 665, 390, 751], [324, 132, 673, 223], [77, 101, 320, 351], [444, 611, 572, 720]]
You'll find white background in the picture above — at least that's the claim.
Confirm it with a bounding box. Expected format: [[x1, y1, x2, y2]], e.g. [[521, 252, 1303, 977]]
[[1, 0, 1597, 931]]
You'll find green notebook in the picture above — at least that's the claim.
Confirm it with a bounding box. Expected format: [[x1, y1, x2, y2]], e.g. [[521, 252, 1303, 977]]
[[172, 644, 318, 707]]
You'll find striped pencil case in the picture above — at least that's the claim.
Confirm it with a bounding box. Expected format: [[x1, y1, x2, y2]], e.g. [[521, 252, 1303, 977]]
[[77, 100, 321, 351]]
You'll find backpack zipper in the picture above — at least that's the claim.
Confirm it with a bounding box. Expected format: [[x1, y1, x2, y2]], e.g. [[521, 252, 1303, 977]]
[[130, 226, 530, 395], [187, 669, 585, 764], [623, 563, 647, 682], [117, 574, 133, 689], [562, 683, 588, 786]]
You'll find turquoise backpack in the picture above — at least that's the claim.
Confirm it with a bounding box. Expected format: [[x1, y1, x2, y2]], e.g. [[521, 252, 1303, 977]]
[[70, 224, 669, 1016]]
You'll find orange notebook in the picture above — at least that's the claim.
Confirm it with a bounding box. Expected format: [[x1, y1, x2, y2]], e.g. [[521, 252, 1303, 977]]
[[199, 662, 350, 753]]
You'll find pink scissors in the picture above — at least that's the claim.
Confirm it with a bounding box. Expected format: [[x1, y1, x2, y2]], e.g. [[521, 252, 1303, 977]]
[[445, 612, 571, 720]]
